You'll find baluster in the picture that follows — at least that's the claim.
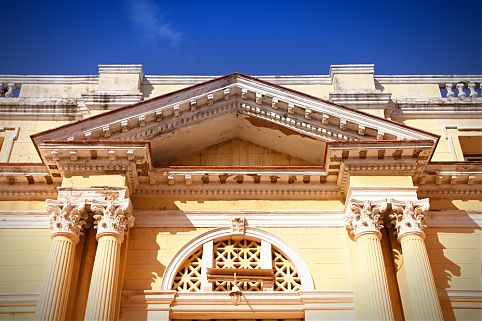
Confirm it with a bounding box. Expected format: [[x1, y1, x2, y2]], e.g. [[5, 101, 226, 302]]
[[468, 82, 478, 97], [4, 83, 15, 98], [456, 82, 466, 98], [0, 84, 5, 97], [445, 83, 454, 97]]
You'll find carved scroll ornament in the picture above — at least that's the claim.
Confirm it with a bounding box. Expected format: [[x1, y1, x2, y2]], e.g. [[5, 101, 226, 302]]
[[390, 199, 429, 239], [345, 199, 388, 239], [46, 200, 88, 241], [91, 199, 134, 241]]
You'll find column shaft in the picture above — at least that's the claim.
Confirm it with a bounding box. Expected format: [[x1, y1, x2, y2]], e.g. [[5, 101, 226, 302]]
[[34, 235, 77, 321], [84, 235, 122, 321], [400, 234, 444, 321], [356, 233, 395, 321]]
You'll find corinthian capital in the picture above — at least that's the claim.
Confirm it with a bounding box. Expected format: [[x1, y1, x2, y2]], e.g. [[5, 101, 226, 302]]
[[345, 199, 388, 239], [46, 199, 88, 242], [91, 199, 134, 241], [390, 199, 429, 240]]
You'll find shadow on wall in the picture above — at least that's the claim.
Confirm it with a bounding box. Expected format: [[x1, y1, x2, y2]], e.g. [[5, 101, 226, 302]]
[[140, 81, 154, 99], [422, 200, 478, 321], [119, 227, 166, 321], [118, 198, 199, 321]]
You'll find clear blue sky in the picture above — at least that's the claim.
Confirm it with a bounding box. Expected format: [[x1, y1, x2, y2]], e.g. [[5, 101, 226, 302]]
[[1, 0, 480, 75]]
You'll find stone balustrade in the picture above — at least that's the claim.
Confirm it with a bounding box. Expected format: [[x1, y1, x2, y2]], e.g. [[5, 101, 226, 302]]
[[439, 81, 481, 98]]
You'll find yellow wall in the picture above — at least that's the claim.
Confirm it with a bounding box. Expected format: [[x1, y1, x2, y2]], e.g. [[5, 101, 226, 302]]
[[123, 227, 210, 291], [0, 229, 51, 294], [2, 119, 71, 163], [282, 84, 332, 99], [382, 84, 441, 99], [426, 228, 481, 291], [402, 119, 481, 162]]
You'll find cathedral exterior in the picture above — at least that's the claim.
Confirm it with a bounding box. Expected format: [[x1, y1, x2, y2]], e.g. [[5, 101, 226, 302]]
[[0, 64, 480, 321]]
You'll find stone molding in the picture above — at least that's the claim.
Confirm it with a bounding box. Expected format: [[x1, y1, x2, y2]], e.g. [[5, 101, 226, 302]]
[[329, 64, 375, 78], [98, 64, 143, 75], [390, 198, 430, 240], [119, 290, 355, 319], [91, 199, 134, 241], [344, 199, 388, 239], [4, 209, 481, 229], [46, 199, 88, 242]]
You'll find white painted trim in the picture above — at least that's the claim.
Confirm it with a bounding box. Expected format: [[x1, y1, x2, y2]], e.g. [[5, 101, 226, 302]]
[[98, 64, 143, 74], [201, 241, 214, 291], [1, 209, 481, 229], [120, 290, 355, 319], [160, 227, 315, 291], [0, 293, 38, 313], [438, 289, 482, 309], [0, 211, 49, 228], [426, 211, 482, 227], [0, 75, 99, 84], [346, 187, 419, 202]]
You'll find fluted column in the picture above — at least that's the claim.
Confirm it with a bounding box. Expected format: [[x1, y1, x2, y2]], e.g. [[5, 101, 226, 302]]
[[345, 199, 395, 321], [84, 199, 134, 321], [35, 200, 88, 321], [391, 199, 444, 321]]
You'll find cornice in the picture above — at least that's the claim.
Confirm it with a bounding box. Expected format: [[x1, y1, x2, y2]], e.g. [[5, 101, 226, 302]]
[[134, 185, 343, 200], [0, 163, 59, 200], [375, 75, 482, 84], [2, 72, 480, 86], [329, 64, 375, 78], [144, 75, 332, 85], [0, 97, 82, 120], [98, 64, 143, 75], [0, 75, 99, 84], [391, 98, 482, 119], [416, 163, 482, 198]]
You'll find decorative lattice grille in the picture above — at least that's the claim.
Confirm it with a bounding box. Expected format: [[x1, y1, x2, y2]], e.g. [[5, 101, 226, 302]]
[[172, 248, 203, 292], [273, 249, 302, 291], [213, 239, 262, 291], [171, 238, 303, 292]]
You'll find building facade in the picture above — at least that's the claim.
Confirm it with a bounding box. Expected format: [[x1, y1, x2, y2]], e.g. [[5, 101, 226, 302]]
[[0, 64, 480, 321]]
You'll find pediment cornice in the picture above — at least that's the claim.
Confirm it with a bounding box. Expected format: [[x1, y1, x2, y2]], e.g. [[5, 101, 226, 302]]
[[32, 73, 437, 144]]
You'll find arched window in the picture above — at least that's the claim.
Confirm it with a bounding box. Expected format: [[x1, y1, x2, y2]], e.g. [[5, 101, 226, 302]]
[[161, 227, 313, 292]]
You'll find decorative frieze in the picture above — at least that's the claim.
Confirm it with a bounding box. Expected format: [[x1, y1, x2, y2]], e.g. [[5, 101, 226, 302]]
[[344, 199, 388, 239], [390, 199, 429, 239], [91, 199, 134, 240], [46, 199, 88, 241]]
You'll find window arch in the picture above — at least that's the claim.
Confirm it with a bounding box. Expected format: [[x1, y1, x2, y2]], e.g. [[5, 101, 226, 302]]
[[161, 227, 314, 292]]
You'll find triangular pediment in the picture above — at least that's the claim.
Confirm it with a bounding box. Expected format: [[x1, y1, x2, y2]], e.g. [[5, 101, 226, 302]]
[[32, 73, 438, 169]]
